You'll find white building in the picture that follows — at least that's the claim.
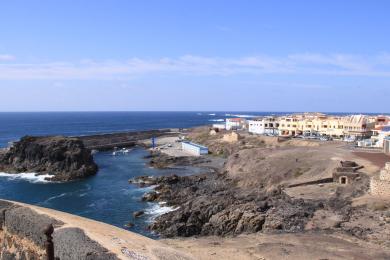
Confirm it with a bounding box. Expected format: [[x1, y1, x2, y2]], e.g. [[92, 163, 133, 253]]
[[212, 123, 226, 130], [384, 138, 390, 155], [226, 118, 245, 131], [181, 141, 208, 156], [372, 126, 390, 148], [248, 117, 279, 135]]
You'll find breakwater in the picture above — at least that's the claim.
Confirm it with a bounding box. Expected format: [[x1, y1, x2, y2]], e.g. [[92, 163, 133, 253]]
[[78, 129, 178, 150]]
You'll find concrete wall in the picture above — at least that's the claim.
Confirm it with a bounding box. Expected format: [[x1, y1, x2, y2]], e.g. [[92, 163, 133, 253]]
[[0, 200, 194, 260]]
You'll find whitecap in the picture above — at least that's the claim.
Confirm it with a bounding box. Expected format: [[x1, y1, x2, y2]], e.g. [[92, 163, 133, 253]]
[[0, 172, 52, 183], [208, 113, 216, 116], [144, 202, 179, 223], [209, 119, 225, 122], [227, 114, 257, 118]]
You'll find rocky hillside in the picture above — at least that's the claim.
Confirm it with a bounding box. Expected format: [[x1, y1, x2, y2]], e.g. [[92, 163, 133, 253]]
[[0, 136, 98, 181], [141, 174, 319, 238]]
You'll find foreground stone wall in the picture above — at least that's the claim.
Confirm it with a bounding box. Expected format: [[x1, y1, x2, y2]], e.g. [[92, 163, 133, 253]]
[[371, 162, 390, 197], [0, 200, 194, 260], [370, 176, 390, 197], [0, 200, 117, 260]]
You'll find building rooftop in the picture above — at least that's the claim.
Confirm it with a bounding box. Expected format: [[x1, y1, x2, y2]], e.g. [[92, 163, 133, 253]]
[[182, 141, 208, 149]]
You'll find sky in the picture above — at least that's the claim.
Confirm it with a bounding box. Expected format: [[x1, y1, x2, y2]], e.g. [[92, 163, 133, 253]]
[[0, 0, 390, 113]]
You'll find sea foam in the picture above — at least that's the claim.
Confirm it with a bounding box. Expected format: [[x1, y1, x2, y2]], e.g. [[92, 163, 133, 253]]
[[0, 172, 52, 183], [145, 203, 179, 223], [225, 113, 257, 118], [209, 119, 225, 122]]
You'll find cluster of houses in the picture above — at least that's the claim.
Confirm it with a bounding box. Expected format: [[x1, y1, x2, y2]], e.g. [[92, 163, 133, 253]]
[[213, 113, 390, 152]]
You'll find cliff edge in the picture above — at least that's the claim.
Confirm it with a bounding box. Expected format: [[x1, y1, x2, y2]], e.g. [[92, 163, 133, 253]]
[[0, 136, 98, 181]]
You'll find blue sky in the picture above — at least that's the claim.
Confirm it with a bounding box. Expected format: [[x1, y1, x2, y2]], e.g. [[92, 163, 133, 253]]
[[0, 0, 390, 112]]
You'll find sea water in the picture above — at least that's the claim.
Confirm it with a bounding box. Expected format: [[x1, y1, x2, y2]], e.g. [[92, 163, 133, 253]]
[[0, 111, 289, 237]]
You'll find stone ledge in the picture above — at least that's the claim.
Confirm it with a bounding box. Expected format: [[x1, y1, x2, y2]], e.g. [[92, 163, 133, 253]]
[[4, 206, 63, 248], [0, 200, 195, 260], [54, 227, 118, 260], [0, 200, 17, 228]]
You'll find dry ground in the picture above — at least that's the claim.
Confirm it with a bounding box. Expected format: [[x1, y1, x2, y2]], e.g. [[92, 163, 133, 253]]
[[163, 232, 390, 260], [161, 126, 390, 259]]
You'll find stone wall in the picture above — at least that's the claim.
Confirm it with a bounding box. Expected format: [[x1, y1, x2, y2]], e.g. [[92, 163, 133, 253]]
[[371, 162, 390, 197], [379, 162, 390, 181], [0, 200, 117, 260], [370, 176, 390, 197], [0, 200, 194, 260]]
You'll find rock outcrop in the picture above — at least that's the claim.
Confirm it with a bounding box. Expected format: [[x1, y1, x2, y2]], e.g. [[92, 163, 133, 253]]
[[0, 136, 98, 181], [138, 174, 318, 238]]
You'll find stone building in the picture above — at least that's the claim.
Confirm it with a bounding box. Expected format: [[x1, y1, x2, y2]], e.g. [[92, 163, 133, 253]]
[[370, 162, 390, 197], [332, 161, 362, 184], [222, 132, 241, 143]]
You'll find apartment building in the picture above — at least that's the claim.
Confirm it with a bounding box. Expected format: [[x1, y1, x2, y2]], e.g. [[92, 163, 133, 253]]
[[226, 118, 246, 130], [278, 115, 302, 136], [342, 115, 375, 139], [248, 116, 279, 135]]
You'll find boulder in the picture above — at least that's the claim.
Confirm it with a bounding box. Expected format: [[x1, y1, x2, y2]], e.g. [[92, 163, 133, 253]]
[[142, 192, 159, 202], [133, 211, 144, 218]]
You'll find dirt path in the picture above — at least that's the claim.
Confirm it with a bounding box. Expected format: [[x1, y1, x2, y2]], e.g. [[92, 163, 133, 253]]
[[353, 152, 390, 168]]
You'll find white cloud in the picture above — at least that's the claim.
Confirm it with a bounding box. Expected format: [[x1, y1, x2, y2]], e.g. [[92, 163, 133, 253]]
[[0, 53, 390, 80], [0, 54, 15, 61]]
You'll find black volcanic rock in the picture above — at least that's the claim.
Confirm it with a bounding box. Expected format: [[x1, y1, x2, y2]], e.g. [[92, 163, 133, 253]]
[[147, 173, 318, 238], [0, 136, 98, 181]]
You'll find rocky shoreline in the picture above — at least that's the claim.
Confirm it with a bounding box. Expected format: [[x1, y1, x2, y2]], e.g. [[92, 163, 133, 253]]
[[0, 136, 98, 182], [133, 160, 377, 242], [132, 171, 321, 237], [127, 126, 390, 248]]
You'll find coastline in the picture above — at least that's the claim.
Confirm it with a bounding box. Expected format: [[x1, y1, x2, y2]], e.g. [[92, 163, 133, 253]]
[[2, 124, 390, 259], [127, 126, 390, 257]]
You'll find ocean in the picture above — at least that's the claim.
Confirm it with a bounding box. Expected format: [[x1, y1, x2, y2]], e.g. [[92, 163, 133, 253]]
[[0, 111, 276, 237]]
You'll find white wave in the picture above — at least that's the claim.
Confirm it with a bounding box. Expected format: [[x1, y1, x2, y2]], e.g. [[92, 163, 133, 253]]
[[208, 113, 216, 116], [145, 203, 179, 223], [0, 172, 52, 183], [225, 113, 257, 118], [41, 193, 68, 204], [209, 119, 225, 122]]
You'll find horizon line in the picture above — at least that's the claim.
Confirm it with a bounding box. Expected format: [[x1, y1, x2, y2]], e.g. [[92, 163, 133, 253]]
[[0, 110, 389, 115]]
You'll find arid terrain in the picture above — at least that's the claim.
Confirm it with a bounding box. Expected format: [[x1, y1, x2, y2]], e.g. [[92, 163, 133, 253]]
[[136, 126, 390, 259]]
